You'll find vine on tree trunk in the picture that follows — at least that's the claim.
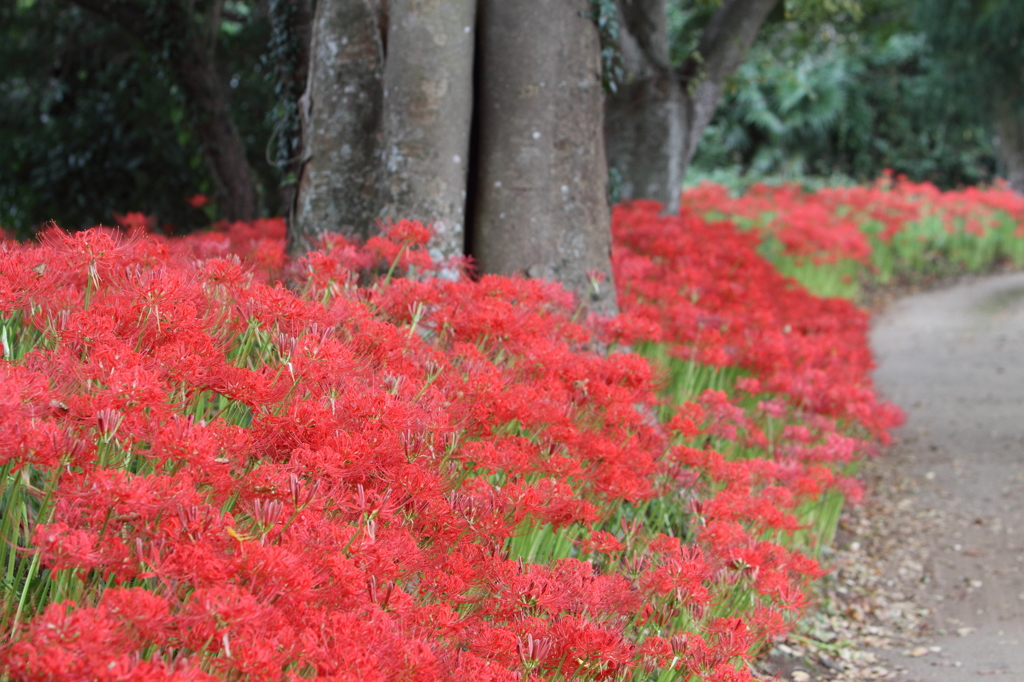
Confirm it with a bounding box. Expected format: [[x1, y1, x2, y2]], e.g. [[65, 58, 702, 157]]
[[586, 0, 624, 94], [266, 0, 310, 190]]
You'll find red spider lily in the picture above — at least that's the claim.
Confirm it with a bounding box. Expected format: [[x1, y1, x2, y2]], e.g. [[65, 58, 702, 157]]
[[186, 194, 210, 209], [112, 211, 156, 232], [686, 173, 1024, 264], [0, 207, 922, 681]]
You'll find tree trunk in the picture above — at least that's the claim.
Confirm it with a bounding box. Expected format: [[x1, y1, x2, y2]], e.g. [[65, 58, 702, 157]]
[[605, 0, 684, 210], [270, 0, 314, 226], [995, 96, 1024, 193], [290, 0, 387, 257], [606, 0, 779, 213], [68, 0, 259, 222], [472, 0, 617, 314], [378, 0, 476, 274], [177, 30, 259, 221]]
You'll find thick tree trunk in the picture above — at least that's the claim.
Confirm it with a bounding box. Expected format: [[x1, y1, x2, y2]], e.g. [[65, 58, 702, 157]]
[[290, 0, 386, 257], [69, 0, 259, 221], [995, 97, 1024, 193], [472, 0, 617, 314], [610, 79, 686, 208], [379, 0, 476, 274], [606, 0, 778, 213], [605, 0, 684, 210]]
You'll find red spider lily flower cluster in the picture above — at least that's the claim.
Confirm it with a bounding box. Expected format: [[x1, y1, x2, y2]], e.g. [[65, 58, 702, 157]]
[[186, 194, 211, 210], [685, 171, 1024, 267], [611, 200, 903, 440], [0, 202, 902, 681]]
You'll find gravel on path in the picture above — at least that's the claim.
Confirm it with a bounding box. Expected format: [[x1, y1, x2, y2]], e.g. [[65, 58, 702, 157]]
[[867, 271, 1024, 681]]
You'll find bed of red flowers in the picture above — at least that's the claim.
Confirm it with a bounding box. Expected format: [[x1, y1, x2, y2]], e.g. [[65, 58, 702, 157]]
[[0, 201, 903, 681], [685, 173, 1024, 295]]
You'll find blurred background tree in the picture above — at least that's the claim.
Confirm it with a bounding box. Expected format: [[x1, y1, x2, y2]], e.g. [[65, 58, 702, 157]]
[[0, 0, 281, 238], [0, 0, 1019, 238], [914, 0, 1024, 191]]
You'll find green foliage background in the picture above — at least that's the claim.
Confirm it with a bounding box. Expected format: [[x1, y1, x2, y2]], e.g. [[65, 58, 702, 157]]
[[916, 0, 1024, 110], [0, 0, 279, 238], [688, 3, 999, 190]]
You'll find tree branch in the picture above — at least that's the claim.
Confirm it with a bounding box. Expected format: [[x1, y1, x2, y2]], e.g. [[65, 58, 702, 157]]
[[616, 0, 670, 72], [678, 0, 779, 87]]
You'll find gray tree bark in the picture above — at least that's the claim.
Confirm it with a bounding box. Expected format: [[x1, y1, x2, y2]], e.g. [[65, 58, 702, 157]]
[[379, 0, 476, 275], [995, 96, 1024, 193], [606, 0, 779, 213], [290, 0, 386, 257], [472, 0, 618, 314]]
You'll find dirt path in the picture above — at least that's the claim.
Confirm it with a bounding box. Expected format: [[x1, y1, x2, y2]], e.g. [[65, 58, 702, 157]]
[[864, 271, 1024, 679]]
